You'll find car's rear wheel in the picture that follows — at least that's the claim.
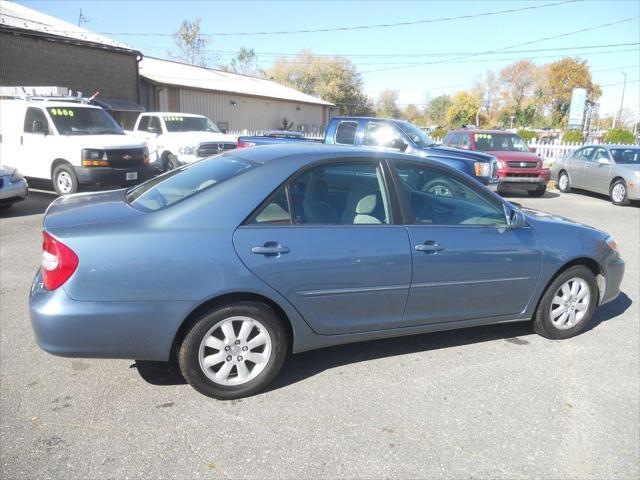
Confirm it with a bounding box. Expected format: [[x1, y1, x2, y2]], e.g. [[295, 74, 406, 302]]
[[178, 301, 288, 399], [527, 186, 546, 197], [52, 164, 79, 196], [610, 179, 630, 206], [533, 265, 597, 340], [557, 171, 571, 193]]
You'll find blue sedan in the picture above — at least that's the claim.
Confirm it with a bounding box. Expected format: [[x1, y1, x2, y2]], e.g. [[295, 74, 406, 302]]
[[30, 144, 625, 399]]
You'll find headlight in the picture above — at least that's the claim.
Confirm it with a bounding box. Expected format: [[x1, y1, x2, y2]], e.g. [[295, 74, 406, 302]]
[[474, 161, 493, 177], [606, 236, 618, 252], [178, 146, 196, 155], [10, 168, 24, 183], [143, 146, 150, 165], [81, 149, 108, 167]]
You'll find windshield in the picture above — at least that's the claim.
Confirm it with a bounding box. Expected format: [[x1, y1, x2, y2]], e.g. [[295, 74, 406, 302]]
[[47, 107, 124, 135], [164, 115, 221, 133], [610, 148, 640, 164], [473, 133, 529, 152], [126, 155, 254, 211], [396, 122, 437, 148]]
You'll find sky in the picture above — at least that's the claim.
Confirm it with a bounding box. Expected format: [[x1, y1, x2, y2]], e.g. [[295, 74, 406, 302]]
[[18, 0, 640, 120]]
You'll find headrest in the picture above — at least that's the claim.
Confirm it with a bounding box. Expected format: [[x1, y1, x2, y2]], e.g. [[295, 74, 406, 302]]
[[305, 177, 328, 201], [346, 184, 377, 214]]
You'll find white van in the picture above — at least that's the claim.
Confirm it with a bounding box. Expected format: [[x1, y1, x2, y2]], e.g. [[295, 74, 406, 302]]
[[129, 112, 236, 171], [0, 97, 151, 195]]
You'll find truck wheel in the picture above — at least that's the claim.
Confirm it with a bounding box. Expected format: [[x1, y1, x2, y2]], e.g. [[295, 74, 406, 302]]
[[610, 179, 630, 206], [527, 186, 546, 197], [163, 153, 178, 172], [52, 164, 79, 196]]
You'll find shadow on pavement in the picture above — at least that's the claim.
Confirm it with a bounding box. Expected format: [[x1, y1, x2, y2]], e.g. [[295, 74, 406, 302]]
[[0, 191, 56, 218], [133, 291, 630, 392]]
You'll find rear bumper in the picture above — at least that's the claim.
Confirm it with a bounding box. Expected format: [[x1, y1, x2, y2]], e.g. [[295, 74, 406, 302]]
[[73, 165, 155, 188], [29, 270, 191, 361]]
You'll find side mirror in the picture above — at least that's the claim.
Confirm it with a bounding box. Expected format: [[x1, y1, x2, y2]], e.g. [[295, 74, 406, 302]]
[[391, 138, 408, 152], [32, 120, 48, 135], [598, 157, 611, 166], [504, 204, 527, 229]]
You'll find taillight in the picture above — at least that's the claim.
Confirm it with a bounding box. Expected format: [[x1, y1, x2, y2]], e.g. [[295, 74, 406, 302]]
[[236, 140, 256, 148], [41, 231, 78, 290]]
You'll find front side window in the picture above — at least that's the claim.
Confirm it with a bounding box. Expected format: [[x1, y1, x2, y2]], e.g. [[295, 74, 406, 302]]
[[396, 121, 436, 148], [163, 115, 220, 133], [334, 121, 358, 145], [394, 162, 506, 226], [573, 147, 594, 161], [610, 148, 640, 164], [126, 155, 255, 211], [592, 148, 610, 162], [46, 107, 124, 135], [363, 122, 403, 149], [23, 107, 49, 133], [286, 162, 390, 225], [473, 133, 528, 152], [148, 116, 162, 133], [137, 116, 150, 131]]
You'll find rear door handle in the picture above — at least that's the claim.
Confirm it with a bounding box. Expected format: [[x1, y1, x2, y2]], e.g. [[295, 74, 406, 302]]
[[251, 244, 290, 256], [415, 241, 444, 253]]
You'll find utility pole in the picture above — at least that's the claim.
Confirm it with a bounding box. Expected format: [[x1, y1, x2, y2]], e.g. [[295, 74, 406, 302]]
[[613, 71, 627, 129]]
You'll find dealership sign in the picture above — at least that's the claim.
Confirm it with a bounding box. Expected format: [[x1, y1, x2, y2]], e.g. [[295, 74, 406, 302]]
[[568, 88, 587, 129]]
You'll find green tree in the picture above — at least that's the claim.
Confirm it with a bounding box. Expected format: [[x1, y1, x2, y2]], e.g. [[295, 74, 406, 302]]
[[268, 50, 374, 115], [604, 129, 635, 144], [446, 91, 481, 127], [544, 57, 601, 127], [224, 47, 264, 77], [562, 130, 584, 143], [401, 104, 423, 124], [376, 90, 401, 118], [424, 95, 451, 125], [170, 18, 211, 66]]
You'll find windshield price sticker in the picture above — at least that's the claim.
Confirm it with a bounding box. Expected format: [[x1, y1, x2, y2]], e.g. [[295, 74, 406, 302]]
[[49, 108, 74, 117], [164, 116, 184, 121], [475, 133, 491, 139]]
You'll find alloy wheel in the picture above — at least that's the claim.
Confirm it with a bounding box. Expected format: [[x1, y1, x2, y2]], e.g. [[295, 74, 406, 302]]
[[549, 277, 591, 330], [611, 183, 626, 204]]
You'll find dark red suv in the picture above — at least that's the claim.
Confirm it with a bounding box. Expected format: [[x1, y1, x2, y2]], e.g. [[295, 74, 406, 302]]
[[443, 129, 550, 196]]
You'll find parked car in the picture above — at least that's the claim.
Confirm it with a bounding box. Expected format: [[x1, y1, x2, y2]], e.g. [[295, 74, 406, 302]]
[[129, 112, 237, 171], [0, 96, 151, 195], [0, 165, 28, 207], [30, 144, 624, 400], [552, 145, 640, 206], [237, 117, 499, 187], [443, 129, 550, 196]]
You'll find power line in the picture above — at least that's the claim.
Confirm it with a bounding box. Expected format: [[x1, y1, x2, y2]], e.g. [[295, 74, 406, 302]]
[[361, 17, 640, 73]]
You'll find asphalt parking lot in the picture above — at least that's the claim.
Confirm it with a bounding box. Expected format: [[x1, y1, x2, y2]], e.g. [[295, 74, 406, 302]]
[[1, 188, 638, 479]]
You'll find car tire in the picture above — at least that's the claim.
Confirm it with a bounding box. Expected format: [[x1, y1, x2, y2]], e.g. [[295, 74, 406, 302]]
[[533, 265, 598, 340], [527, 186, 546, 197], [163, 153, 178, 172], [610, 179, 630, 206], [52, 164, 79, 196], [178, 301, 288, 400], [496, 185, 509, 196], [557, 171, 571, 193]]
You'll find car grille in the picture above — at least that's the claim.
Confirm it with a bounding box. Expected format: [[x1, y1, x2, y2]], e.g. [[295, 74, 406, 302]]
[[506, 161, 538, 169], [105, 148, 146, 168], [197, 143, 237, 157]]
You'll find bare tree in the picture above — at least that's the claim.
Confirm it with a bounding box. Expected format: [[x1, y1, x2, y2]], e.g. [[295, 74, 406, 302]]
[[170, 18, 212, 67]]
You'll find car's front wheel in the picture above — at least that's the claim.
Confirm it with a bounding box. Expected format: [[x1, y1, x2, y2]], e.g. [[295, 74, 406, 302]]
[[178, 302, 288, 399], [533, 265, 598, 340], [557, 171, 571, 193], [52, 164, 79, 196], [527, 186, 546, 197], [610, 179, 630, 206]]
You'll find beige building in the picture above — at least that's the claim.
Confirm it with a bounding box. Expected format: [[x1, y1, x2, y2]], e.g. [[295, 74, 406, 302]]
[[139, 57, 333, 134]]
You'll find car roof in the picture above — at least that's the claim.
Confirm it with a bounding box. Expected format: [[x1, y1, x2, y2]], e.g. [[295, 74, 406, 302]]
[[0, 99, 102, 109], [584, 144, 639, 149], [226, 143, 453, 169]]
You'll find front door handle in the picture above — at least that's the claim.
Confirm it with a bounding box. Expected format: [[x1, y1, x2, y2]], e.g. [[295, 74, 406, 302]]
[[415, 241, 444, 253], [251, 243, 290, 256]]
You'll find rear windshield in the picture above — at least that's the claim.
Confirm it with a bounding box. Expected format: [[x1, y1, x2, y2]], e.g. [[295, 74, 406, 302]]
[[610, 148, 639, 164], [126, 156, 254, 211]]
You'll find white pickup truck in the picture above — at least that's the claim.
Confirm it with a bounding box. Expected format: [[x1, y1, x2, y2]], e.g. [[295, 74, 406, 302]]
[[0, 97, 151, 195], [129, 112, 237, 171]]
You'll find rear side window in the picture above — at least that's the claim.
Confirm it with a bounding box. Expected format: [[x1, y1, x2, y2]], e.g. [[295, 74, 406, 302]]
[[23, 107, 48, 133], [334, 121, 358, 145], [126, 156, 255, 211]]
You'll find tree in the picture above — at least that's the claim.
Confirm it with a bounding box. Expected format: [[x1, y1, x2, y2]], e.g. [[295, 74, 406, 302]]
[[224, 47, 265, 77], [401, 104, 424, 124], [473, 71, 501, 126], [170, 18, 212, 67], [424, 95, 451, 125], [499, 60, 543, 127], [446, 91, 481, 127], [376, 90, 401, 118], [544, 57, 601, 127], [280, 117, 294, 131], [268, 50, 374, 115], [604, 129, 635, 144]]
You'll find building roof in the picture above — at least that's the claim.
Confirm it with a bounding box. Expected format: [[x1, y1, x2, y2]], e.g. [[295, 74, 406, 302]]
[[139, 57, 333, 107], [0, 1, 138, 53]]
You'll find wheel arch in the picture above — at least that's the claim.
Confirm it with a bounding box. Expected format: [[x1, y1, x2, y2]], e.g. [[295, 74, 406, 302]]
[[610, 176, 626, 190], [170, 292, 294, 360], [50, 158, 72, 178]]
